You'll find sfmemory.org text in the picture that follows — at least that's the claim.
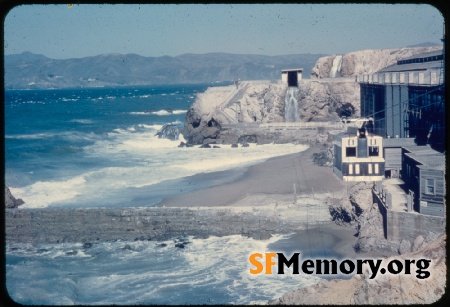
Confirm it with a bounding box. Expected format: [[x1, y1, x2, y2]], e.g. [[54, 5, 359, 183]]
[[249, 253, 431, 279]]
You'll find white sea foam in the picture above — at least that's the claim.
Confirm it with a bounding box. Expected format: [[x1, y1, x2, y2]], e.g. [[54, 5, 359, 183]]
[[11, 124, 307, 208], [69, 119, 93, 124], [129, 112, 149, 115], [61, 98, 79, 102], [130, 110, 186, 115], [5, 133, 53, 140], [152, 109, 187, 115], [12, 176, 86, 208], [6, 235, 320, 304]]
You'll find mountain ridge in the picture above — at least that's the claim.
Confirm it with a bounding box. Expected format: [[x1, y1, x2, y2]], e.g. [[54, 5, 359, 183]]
[[4, 51, 327, 89]]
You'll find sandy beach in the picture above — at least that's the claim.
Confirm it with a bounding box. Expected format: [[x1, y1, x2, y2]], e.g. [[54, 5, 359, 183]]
[[155, 144, 383, 260], [157, 145, 346, 208]]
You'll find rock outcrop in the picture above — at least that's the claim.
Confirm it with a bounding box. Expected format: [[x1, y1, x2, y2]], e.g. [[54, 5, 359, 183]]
[[311, 46, 443, 79], [329, 181, 443, 256], [155, 123, 182, 141], [297, 79, 360, 121], [5, 186, 24, 208], [269, 234, 446, 305], [182, 81, 287, 145], [328, 182, 402, 255], [328, 182, 372, 228]]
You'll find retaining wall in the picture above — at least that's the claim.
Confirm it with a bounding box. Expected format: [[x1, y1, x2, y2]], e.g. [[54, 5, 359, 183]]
[[5, 207, 306, 244]]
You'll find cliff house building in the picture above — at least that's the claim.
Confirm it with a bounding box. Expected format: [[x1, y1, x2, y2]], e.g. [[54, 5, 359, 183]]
[[357, 50, 445, 152], [333, 126, 385, 182]]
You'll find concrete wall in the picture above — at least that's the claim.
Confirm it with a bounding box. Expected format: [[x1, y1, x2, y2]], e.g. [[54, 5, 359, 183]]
[[373, 190, 445, 242], [5, 207, 304, 244], [386, 210, 445, 242]]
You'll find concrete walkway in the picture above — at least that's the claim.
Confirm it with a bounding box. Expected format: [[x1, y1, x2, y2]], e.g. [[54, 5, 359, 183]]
[[382, 178, 408, 212]]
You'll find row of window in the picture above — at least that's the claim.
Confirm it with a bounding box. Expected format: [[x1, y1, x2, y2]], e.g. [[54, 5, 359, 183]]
[[347, 139, 379, 145], [345, 146, 379, 157], [348, 163, 379, 175], [397, 54, 443, 65]]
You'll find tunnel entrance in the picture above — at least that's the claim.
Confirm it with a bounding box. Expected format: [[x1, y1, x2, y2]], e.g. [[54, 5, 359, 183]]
[[287, 71, 298, 87], [281, 68, 303, 87]]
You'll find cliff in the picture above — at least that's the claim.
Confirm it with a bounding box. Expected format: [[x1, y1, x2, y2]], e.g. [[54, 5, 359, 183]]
[[311, 46, 443, 79], [182, 79, 359, 145], [182, 81, 288, 144]]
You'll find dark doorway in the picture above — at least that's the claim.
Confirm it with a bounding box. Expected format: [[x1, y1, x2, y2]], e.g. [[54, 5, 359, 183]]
[[287, 71, 298, 87]]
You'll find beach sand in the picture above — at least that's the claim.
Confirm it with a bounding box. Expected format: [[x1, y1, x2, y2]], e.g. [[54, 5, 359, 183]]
[[157, 145, 383, 260], [157, 145, 346, 207]]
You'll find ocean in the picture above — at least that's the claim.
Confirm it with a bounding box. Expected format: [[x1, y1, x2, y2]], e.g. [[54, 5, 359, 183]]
[[4, 84, 318, 304]]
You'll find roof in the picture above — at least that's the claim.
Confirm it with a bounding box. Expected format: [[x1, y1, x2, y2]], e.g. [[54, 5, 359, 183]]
[[378, 60, 442, 73], [401, 50, 443, 61], [402, 145, 445, 171], [378, 50, 443, 73], [383, 137, 416, 148], [281, 68, 303, 72]]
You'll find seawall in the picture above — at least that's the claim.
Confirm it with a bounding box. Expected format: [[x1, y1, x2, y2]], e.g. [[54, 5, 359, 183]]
[[5, 207, 309, 244]]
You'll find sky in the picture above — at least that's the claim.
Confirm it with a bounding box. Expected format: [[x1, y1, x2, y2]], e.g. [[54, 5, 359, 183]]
[[3, 3, 445, 59]]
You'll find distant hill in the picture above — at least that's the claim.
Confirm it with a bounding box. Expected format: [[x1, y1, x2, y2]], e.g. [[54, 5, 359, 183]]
[[405, 42, 443, 48], [4, 52, 327, 89]]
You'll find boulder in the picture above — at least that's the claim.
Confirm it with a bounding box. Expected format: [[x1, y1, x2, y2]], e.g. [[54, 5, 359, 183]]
[[412, 235, 425, 252], [238, 135, 257, 144], [155, 123, 182, 141], [5, 186, 25, 208], [398, 239, 412, 255]]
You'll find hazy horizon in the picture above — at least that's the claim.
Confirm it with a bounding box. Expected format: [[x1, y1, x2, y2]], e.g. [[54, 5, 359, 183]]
[[4, 3, 444, 60]]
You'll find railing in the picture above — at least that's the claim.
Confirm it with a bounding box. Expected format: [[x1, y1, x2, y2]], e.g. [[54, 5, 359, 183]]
[[221, 121, 344, 130], [373, 181, 392, 209], [260, 122, 344, 128]]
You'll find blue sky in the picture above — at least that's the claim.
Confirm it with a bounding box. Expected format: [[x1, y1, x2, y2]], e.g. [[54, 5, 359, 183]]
[[3, 3, 444, 59]]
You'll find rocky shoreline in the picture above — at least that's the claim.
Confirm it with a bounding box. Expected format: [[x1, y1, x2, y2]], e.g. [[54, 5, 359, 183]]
[[5, 45, 446, 304]]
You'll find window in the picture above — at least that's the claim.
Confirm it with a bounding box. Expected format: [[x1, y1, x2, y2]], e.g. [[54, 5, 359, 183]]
[[368, 164, 373, 174], [346, 147, 356, 157], [349, 164, 353, 175], [355, 164, 360, 174], [369, 146, 379, 157], [426, 179, 435, 195], [374, 163, 379, 174]]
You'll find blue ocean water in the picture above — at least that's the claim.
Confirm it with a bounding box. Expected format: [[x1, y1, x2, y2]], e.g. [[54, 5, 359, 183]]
[[5, 85, 202, 185], [5, 84, 236, 208], [5, 84, 308, 209], [5, 84, 319, 304]]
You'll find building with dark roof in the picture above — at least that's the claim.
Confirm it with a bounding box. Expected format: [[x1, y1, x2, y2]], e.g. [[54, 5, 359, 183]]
[[281, 68, 303, 87], [401, 145, 445, 216], [357, 49, 445, 152]]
